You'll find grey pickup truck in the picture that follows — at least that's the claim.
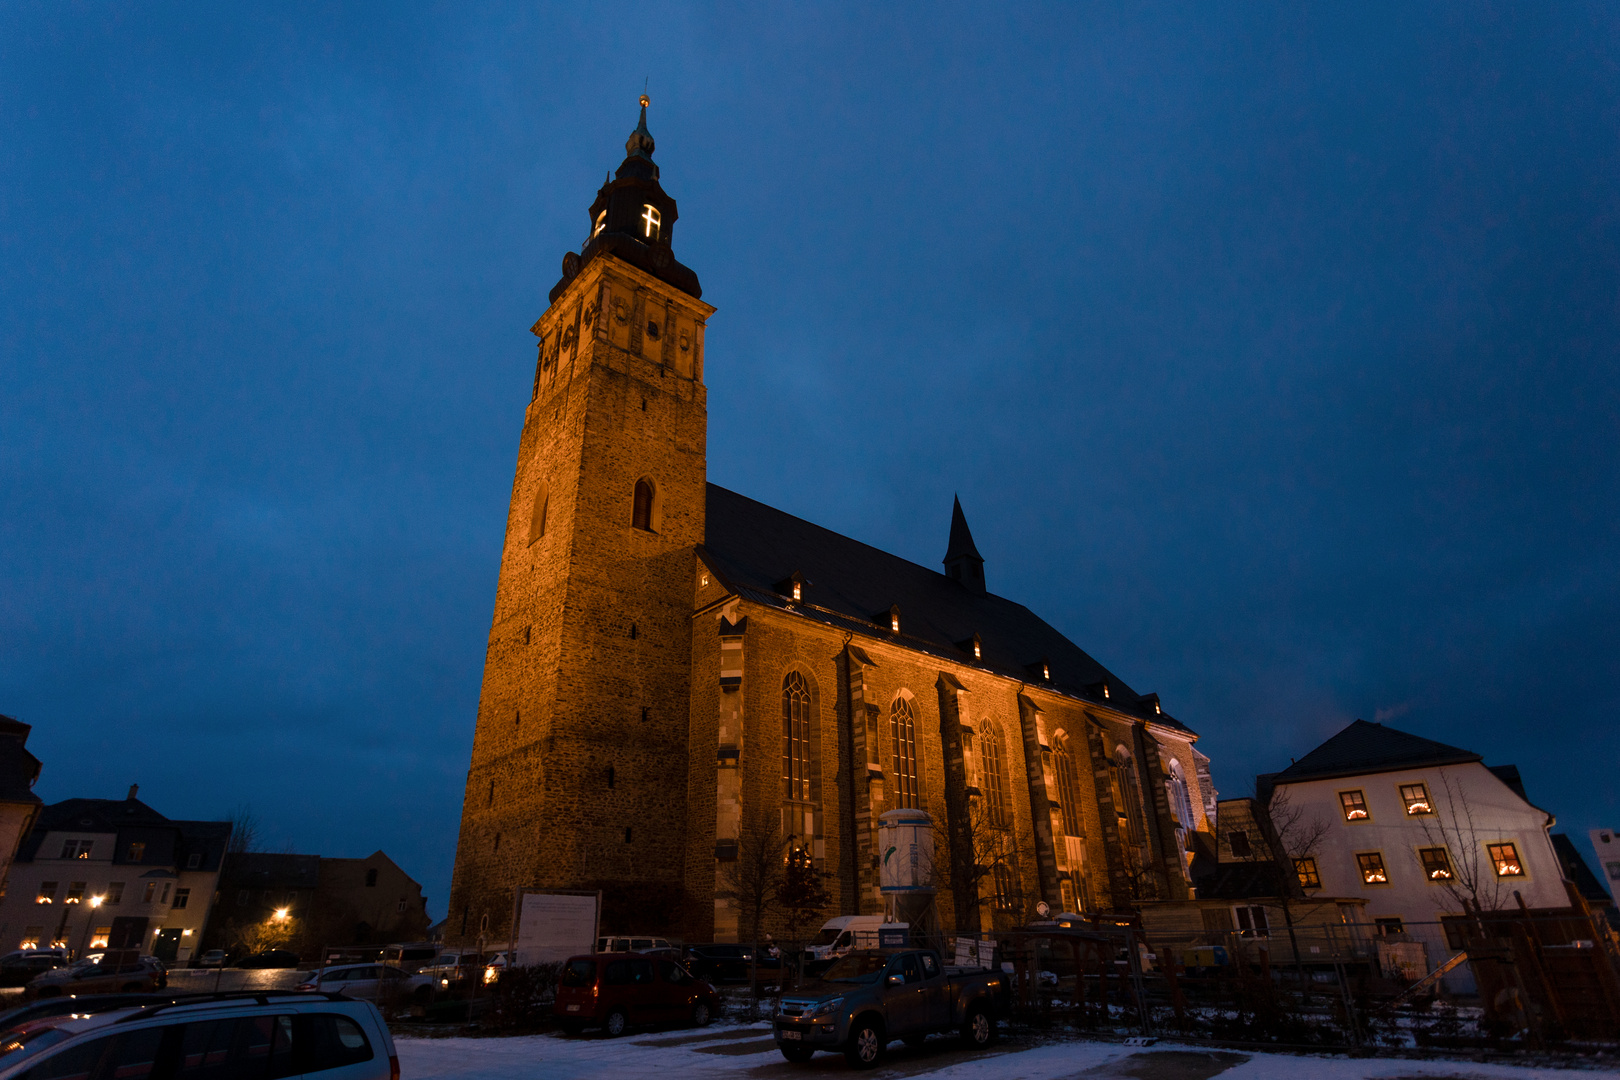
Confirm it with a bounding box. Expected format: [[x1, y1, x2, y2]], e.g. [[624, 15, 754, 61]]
[[772, 948, 1008, 1068]]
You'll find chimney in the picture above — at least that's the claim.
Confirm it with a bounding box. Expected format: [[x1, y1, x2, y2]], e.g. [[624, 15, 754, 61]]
[[127, 784, 139, 801]]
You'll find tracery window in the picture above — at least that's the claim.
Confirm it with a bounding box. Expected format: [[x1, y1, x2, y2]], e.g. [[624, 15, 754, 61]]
[[980, 722, 1010, 828], [890, 696, 919, 809], [1167, 758, 1196, 830], [782, 672, 812, 802], [1110, 747, 1146, 847], [1055, 744, 1083, 838], [631, 479, 654, 531], [991, 864, 1019, 911]]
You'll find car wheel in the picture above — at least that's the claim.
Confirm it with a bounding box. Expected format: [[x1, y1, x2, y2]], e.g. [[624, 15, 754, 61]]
[[603, 1009, 628, 1037], [844, 1019, 885, 1069], [691, 1001, 712, 1027], [779, 1045, 815, 1063], [962, 1006, 995, 1048]]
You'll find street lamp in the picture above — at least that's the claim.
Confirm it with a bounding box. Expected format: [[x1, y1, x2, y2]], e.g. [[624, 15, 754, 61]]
[[76, 896, 104, 959]]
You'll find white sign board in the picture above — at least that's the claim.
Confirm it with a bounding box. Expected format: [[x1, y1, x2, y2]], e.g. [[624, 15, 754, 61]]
[[513, 890, 599, 966]]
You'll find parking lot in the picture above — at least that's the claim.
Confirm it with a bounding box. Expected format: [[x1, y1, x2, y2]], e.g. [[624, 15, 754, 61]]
[[395, 1022, 1605, 1080]]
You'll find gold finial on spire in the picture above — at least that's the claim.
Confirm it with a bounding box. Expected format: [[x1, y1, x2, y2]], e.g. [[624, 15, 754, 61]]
[[640, 93, 650, 109]]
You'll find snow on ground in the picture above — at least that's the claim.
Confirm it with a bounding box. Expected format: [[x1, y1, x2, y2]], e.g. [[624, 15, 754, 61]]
[[395, 1022, 1620, 1080]]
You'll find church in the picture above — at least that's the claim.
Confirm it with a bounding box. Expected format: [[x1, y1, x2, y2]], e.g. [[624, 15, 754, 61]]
[[446, 99, 1217, 947]]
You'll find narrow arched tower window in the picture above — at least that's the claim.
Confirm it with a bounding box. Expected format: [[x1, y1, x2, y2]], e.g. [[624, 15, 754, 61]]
[[594, 209, 606, 236], [641, 204, 661, 240], [528, 483, 548, 545], [782, 672, 812, 802], [632, 479, 654, 531], [890, 696, 920, 809]]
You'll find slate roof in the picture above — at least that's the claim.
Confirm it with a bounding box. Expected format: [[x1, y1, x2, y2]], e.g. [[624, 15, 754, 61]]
[[221, 852, 322, 891], [1267, 720, 1480, 785], [701, 484, 1185, 731], [17, 798, 231, 872]]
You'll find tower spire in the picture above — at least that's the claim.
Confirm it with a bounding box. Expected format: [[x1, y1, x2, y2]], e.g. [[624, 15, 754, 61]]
[[626, 92, 655, 162], [943, 495, 986, 592]]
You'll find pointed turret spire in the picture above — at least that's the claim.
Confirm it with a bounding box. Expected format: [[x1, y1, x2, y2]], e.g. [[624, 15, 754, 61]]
[[943, 495, 986, 592], [625, 93, 655, 162]]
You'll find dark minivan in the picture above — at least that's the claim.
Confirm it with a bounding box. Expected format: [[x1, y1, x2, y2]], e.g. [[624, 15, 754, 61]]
[[553, 953, 721, 1036]]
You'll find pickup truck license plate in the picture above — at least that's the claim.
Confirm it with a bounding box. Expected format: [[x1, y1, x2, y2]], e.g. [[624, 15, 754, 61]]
[[781, 1029, 802, 1040], [566, 1004, 580, 1012]]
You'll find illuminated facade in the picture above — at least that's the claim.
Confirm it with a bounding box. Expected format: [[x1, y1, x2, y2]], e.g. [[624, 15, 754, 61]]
[[446, 101, 1214, 945]]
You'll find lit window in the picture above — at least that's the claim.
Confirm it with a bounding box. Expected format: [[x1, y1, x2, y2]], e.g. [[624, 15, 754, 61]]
[[1295, 857, 1321, 889], [127, 842, 146, 862], [890, 696, 919, 809], [792, 581, 801, 601], [1234, 905, 1269, 938], [89, 927, 109, 949], [1488, 842, 1524, 878], [143, 882, 156, 903], [1041, 663, 1050, 680], [19, 928, 40, 949], [36, 882, 55, 904], [1357, 852, 1388, 884], [65, 883, 84, 904], [1339, 790, 1369, 821], [641, 204, 661, 240], [973, 638, 981, 659], [1419, 847, 1453, 880], [59, 839, 92, 860], [1400, 783, 1433, 816], [594, 210, 606, 236], [782, 672, 812, 802]]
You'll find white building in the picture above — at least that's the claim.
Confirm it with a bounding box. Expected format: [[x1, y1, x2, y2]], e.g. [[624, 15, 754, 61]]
[[1591, 828, 1620, 905], [0, 788, 231, 965], [1262, 720, 1569, 983]]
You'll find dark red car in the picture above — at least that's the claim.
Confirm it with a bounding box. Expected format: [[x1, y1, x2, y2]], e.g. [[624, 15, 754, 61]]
[[553, 953, 721, 1036]]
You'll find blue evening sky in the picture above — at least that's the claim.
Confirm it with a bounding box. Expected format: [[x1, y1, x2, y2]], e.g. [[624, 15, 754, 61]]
[[3, 3, 1616, 916]]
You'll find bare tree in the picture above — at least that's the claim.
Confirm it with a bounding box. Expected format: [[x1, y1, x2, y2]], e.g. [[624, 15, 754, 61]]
[[939, 798, 1038, 934], [227, 805, 262, 855], [1414, 768, 1509, 913], [1262, 783, 1334, 985], [718, 818, 784, 946]]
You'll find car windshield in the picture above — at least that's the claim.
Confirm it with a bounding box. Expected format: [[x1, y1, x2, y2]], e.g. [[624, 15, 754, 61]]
[[821, 953, 890, 983], [0, 1026, 72, 1062], [64, 960, 99, 975], [809, 928, 841, 947]]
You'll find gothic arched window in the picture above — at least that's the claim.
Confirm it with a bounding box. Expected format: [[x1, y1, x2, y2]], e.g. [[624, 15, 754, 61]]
[[890, 695, 920, 809], [992, 864, 1019, 911], [980, 722, 1010, 828], [631, 479, 655, 531], [1167, 758, 1195, 830], [782, 671, 812, 802], [1055, 743, 1084, 838], [1110, 747, 1147, 847]]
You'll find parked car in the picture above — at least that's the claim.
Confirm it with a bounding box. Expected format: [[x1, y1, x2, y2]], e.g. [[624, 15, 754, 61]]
[[0, 991, 398, 1080], [683, 943, 779, 983], [0, 994, 188, 1038], [481, 952, 510, 984], [235, 949, 301, 969], [595, 936, 672, 953], [195, 950, 227, 968], [382, 942, 440, 972], [26, 951, 166, 999], [419, 951, 474, 987], [554, 953, 722, 1036], [295, 963, 433, 1003], [772, 948, 1008, 1068], [0, 953, 65, 988]]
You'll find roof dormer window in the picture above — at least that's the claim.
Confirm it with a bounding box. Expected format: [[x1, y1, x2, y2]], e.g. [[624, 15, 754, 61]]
[[594, 210, 606, 237], [641, 204, 661, 241]]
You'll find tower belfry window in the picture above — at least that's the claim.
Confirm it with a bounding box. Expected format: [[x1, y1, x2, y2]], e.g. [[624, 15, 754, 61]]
[[641, 204, 661, 240], [594, 210, 606, 237]]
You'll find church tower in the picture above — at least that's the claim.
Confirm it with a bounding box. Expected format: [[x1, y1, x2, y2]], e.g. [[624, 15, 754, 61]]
[[447, 97, 714, 943]]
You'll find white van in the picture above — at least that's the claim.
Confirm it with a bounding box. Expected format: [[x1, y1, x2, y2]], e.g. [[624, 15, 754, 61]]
[[803, 916, 909, 961]]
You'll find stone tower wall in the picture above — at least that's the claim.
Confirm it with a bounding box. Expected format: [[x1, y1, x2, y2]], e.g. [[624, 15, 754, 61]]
[[447, 254, 714, 945]]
